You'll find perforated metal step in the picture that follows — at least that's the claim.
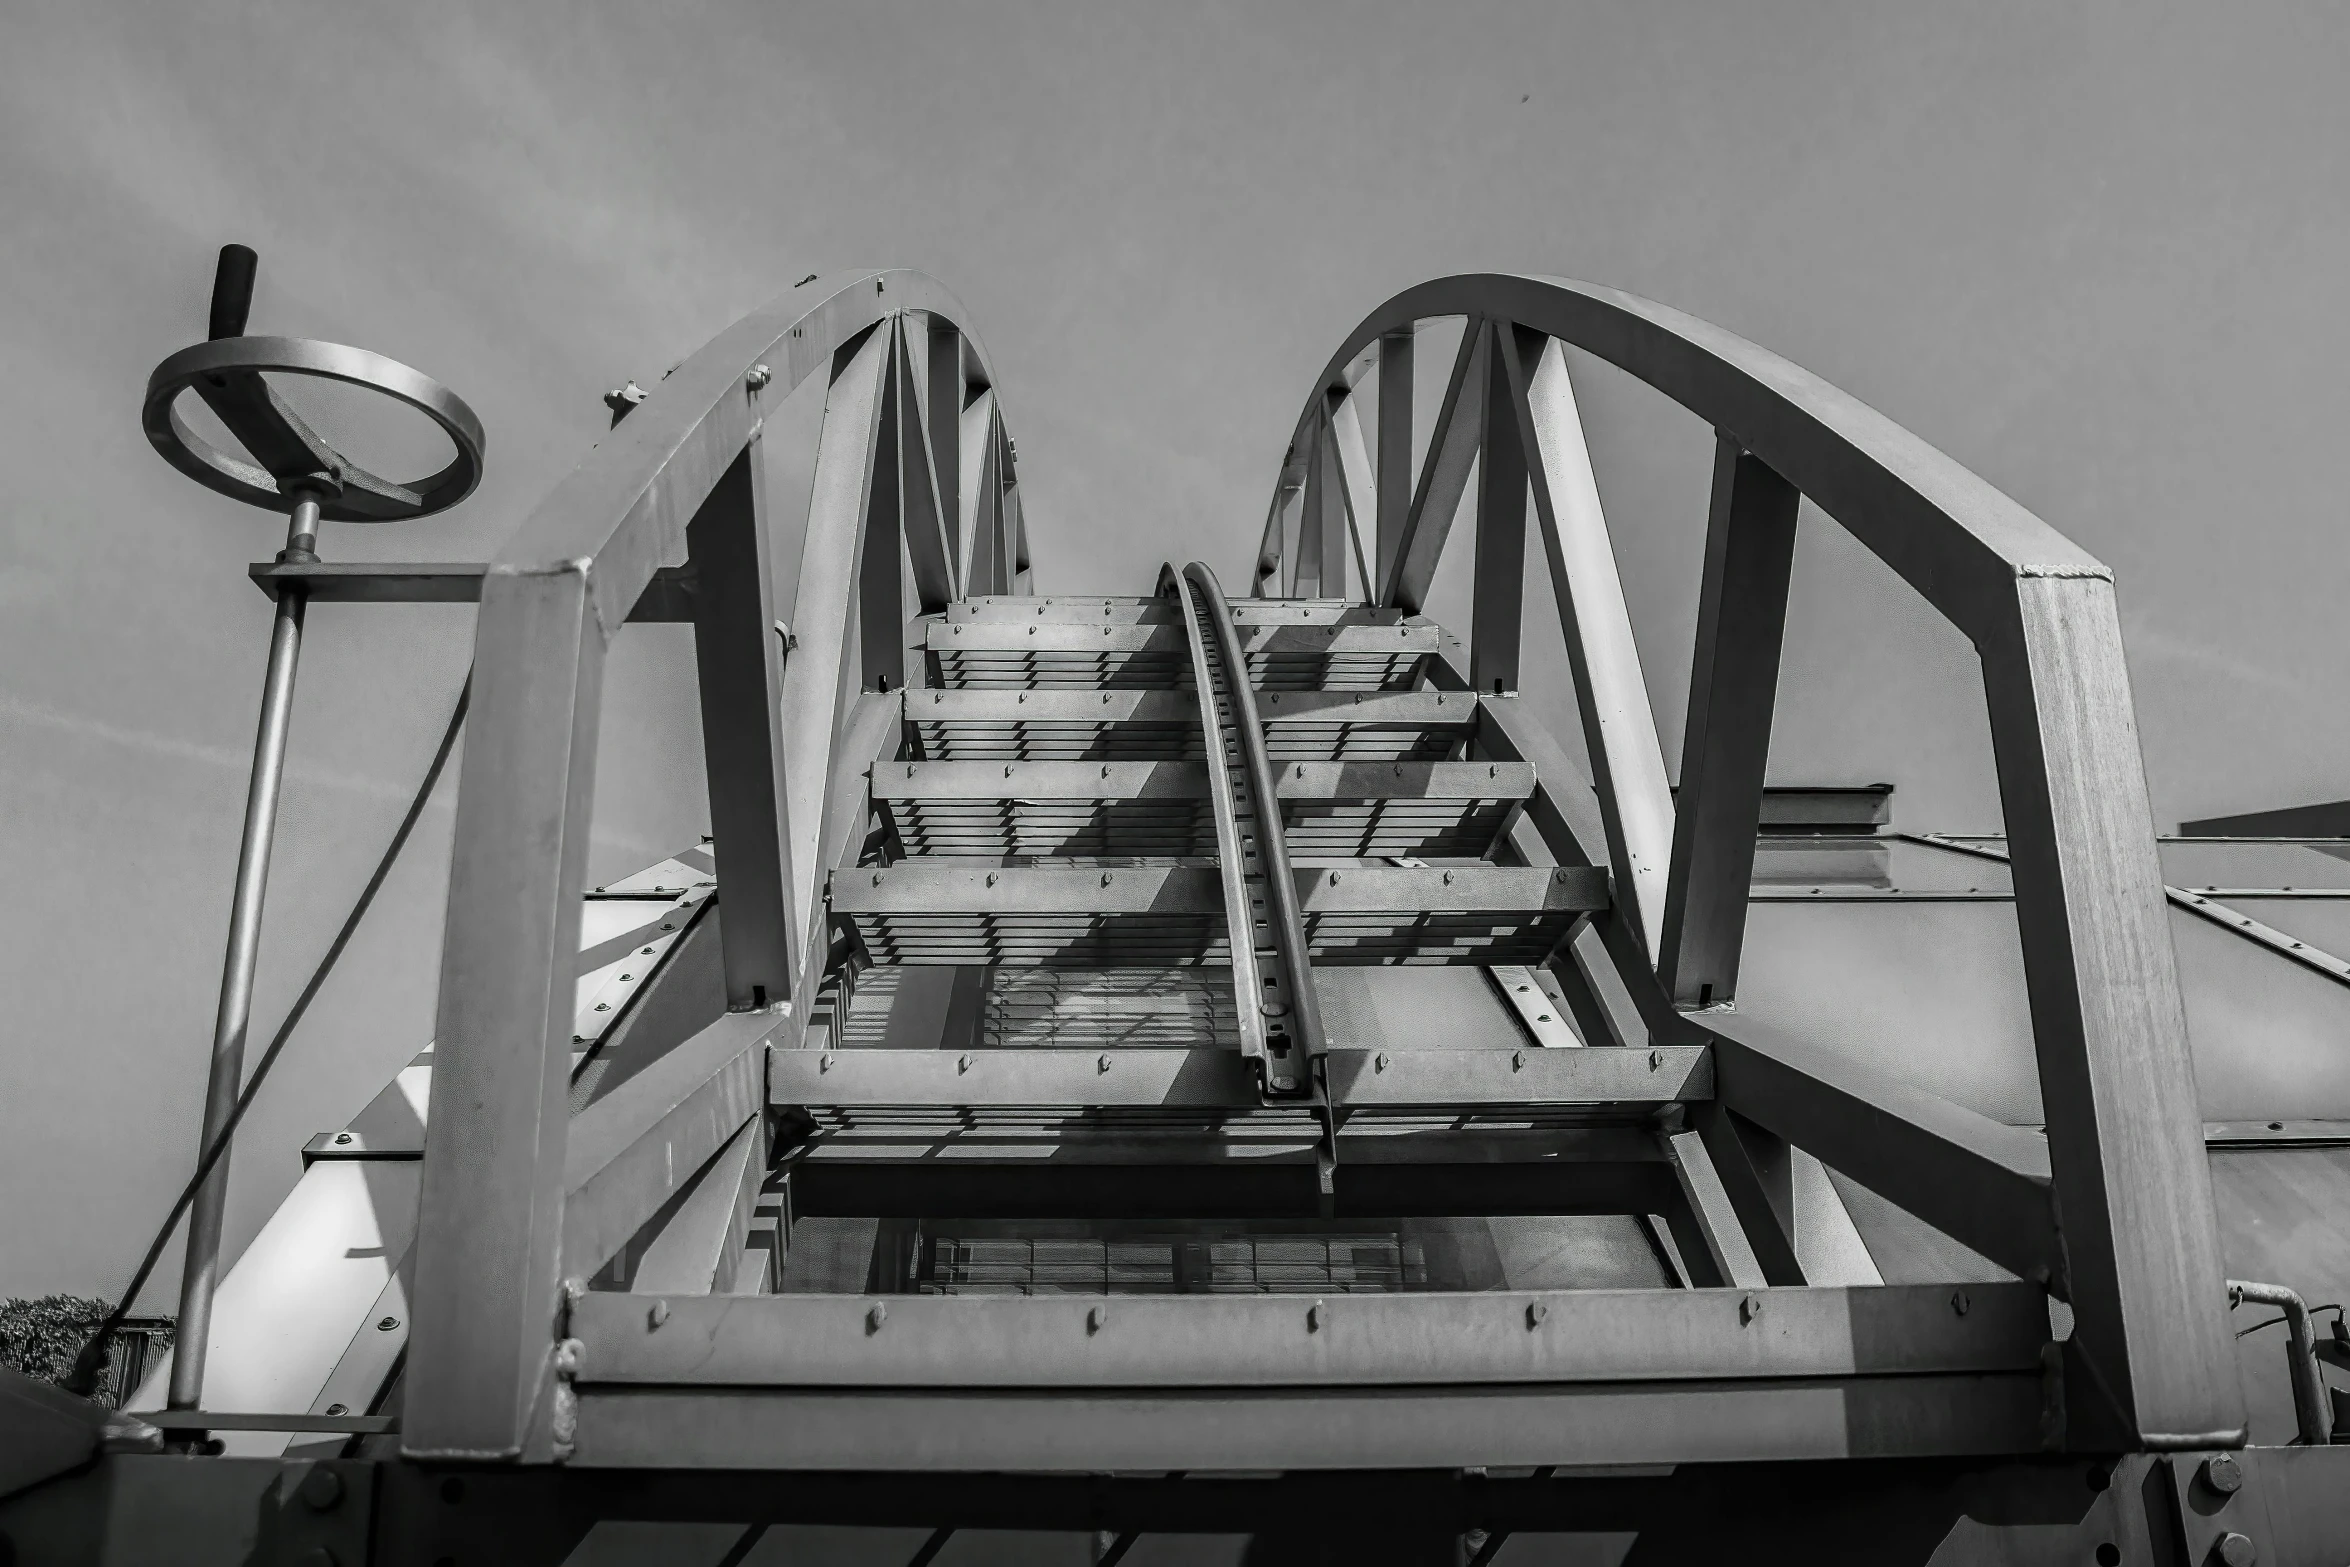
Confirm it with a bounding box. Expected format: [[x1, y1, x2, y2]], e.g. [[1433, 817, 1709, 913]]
[[905, 689, 1475, 761], [926, 620, 1436, 691], [830, 863, 1607, 967], [876, 759, 1532, 859]]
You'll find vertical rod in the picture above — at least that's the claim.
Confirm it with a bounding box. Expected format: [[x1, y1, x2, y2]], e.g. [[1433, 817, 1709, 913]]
[[169, 494, 320, 1410]]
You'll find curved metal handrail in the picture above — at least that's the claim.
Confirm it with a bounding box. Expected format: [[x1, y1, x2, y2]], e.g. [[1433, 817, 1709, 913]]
[[1251, 272, 2242, 1447], [1260, 273, 2102, 640], [492, 268, 1001, 639]]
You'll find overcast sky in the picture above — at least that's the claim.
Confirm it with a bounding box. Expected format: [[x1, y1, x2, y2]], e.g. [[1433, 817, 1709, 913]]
[[5, 1, 2345, 1306]]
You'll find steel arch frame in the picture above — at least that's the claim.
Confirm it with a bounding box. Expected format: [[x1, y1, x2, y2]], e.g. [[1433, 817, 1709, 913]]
[[407, 270, 1023, 1461], [1255, 273, 2239, 1449]]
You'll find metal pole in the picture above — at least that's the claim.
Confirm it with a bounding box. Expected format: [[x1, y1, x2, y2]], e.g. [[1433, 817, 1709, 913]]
[[167, 493, 320, 1411]]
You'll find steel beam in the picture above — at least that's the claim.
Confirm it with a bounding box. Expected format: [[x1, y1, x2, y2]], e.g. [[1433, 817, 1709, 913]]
[[1376, 329, 1413, 592], [573, 1282, 2046, 1388], [1498, 326, 1676, 962], [686, 440, 798, 1008], [1470, 324, 1525, 697], [1658, 435, 1801, 1006], [1384, 321, 1488, 613]]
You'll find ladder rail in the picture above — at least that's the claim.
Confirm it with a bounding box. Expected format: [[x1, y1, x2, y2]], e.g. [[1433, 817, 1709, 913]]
[[1161, 562, 1327, 1101]]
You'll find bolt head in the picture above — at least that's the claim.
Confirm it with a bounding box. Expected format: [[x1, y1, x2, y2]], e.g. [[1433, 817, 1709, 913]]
[[1951, 1288, 1971, 1316], [333, 1132, 352, 1145], [745, 363, 771, 390], [648, 1299, 670, 1330], [2215, 1530, 2255, 1566], [1526, 1301, 1548, 1328], [298, 1465, 343, 1511], [1739, 1293, 1764, 1325], [376, 1316, 400, 1332], [2202, 1453, 2245, 1495]]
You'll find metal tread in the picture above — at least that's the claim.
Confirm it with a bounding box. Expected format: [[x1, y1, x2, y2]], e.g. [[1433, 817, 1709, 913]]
[[904, 688, 1477, 761], [875, 759, 1532, 859], [831, 863, 1606, 967], [927, 620, 1434, 691]]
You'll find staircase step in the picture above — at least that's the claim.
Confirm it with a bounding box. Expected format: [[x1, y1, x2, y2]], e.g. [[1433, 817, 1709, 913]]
[[831, 864, 1606, 967], [946, 595, 1415, 628], [876, 759, 1532, 859], [905, 689, 1476, 761], [770, 1043, 1710, 1112], [926, 621, 1436, 690]]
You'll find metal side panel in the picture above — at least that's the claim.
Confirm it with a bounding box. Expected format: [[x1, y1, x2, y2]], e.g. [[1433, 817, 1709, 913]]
[[565, 1377, 2046, 1470], [126, 1159, 420, 1456]]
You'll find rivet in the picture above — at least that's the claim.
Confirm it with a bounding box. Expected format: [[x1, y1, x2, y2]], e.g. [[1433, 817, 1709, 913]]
[[1648, 1049, 1661, 1070], [334, 1132, 353, 1145], [1443, 871, 1454, 885], [867, 1302, 887, 1331], [1739, 1293, 1764, 1325], [1526, 1301, 1548, 1329], [957, 1054, 972, 1073], [325, 1402, 349, 1416], [1512, 1050, 1525, 1070], [1375, 1051, 1389, 1072], [1087, 1304, 1108, 1334], [1950, 1288, 1970, 1316], [1098, 1053, 1112, 1072], [299, 1466, 344, 1511], [1102, 872, 1113, 886], [377, 1316, 400, 1332], [1329, 871, 1340, 885], [648, 1299, 670, 1330], [1307, 1300, 1325, 1331], [986, 872, 997, 886], [872, 871, 882, 885], [820, 1053, 835, 1072]]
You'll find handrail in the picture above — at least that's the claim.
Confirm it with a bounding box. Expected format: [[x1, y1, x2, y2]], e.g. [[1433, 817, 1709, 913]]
[[1250, 273, 2244, 1448], [409, 271, 1020, 1461], [1262, 275, 2100, 640], [1160, 562, 1328, 1109]]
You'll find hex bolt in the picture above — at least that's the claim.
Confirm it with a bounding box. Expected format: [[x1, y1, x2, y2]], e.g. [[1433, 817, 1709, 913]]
[[298, 1466, 343, 1511], [2215, 1532, 2255, 1566], [1739, 1293, 1764, 1326], [376, 1316, 400, 1332], [647, 1299, 670, 1331], [745, 364, 771, 390], [1526, 1301, 1548, 1329], [2202, 1453, 2244, 1495]]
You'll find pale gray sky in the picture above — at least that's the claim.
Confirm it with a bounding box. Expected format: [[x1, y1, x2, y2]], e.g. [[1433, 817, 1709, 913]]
[[4, 1, 2345, 1305]]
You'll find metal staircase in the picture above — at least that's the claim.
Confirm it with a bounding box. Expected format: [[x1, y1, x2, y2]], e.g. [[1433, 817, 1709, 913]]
[[18, 267, 2345, 1566]]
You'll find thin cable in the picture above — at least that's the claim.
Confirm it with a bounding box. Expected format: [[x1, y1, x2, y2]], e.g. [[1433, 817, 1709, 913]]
[[2236, 1303, 2343, 1338], [66, 672, 472, 1397]]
